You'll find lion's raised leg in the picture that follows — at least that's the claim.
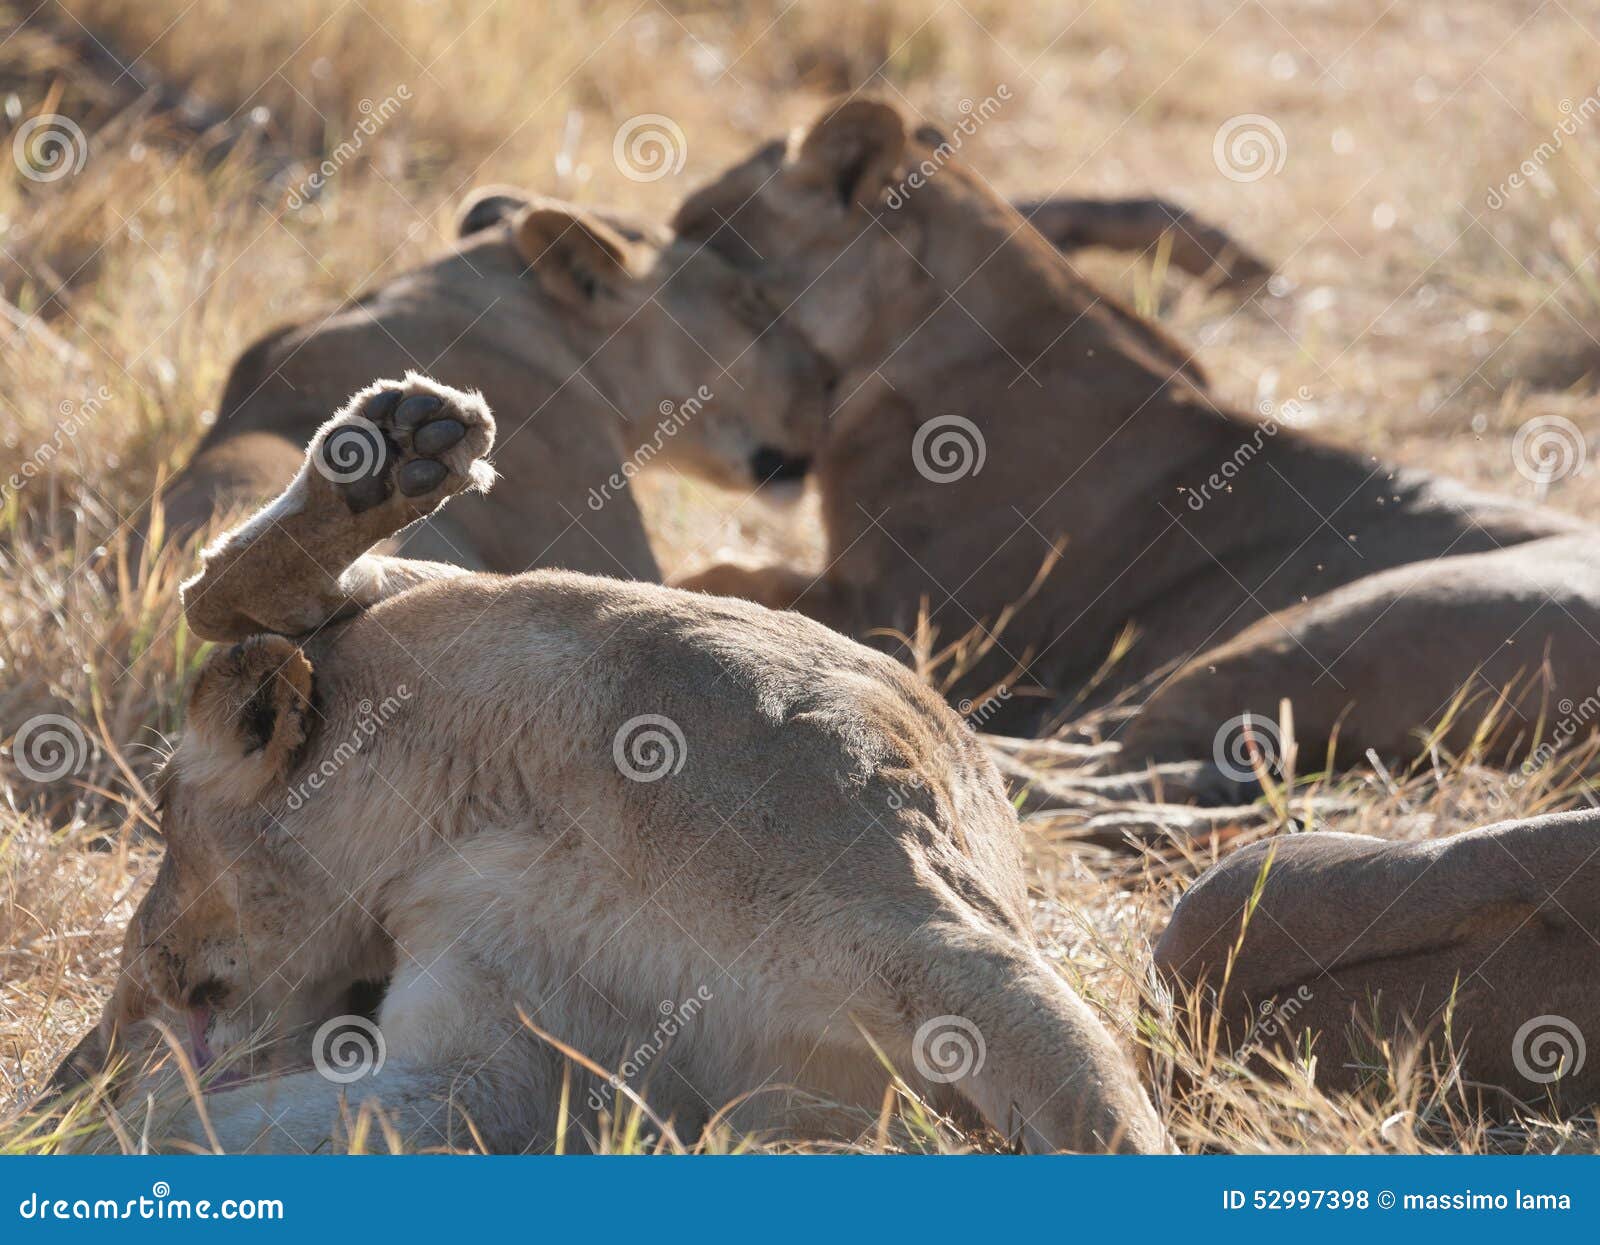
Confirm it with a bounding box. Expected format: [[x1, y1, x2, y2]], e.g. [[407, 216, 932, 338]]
[[145, 431, 309, 551], [179, 373, 496, 642]]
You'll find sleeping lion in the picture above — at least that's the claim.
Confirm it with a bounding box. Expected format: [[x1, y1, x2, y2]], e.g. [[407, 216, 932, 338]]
[[64, 375, 1165, 1154]]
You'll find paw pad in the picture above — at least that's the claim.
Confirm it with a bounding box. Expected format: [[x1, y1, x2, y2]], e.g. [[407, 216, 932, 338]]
[[314, 381, 492, 516]]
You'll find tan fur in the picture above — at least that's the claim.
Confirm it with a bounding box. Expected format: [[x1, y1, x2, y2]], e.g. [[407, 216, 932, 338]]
[[152, 180, 1258, 582], [670, 99, 1600, 788], [179, 636, 314, 805], [81, 377, 1167, 1155], [152, 189, 835, 579], [1154, 813, 1600, 1110]]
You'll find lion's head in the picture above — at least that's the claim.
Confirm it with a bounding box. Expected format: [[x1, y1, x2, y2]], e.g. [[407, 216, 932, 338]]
[[668, 101, 983, 372], [469, 190, 833, 489], [671, 99, 1198, 394], [101, 636, 389, 1081]]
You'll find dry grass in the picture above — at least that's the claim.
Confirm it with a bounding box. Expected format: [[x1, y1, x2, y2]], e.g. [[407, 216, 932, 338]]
[[4, 0, 1600, 1152]]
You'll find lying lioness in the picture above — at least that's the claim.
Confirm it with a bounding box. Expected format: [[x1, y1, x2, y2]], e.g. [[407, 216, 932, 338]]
[[71, 375, 1166, 1154], [1155, 814, 1600, 1110], [672, 99, 1599, 790], [158, 184, 1256, 582], [155, 190, 835, 579]]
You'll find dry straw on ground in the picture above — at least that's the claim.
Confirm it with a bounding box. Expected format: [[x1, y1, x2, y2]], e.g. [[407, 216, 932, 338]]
[[2, 0, 1599, 1151]]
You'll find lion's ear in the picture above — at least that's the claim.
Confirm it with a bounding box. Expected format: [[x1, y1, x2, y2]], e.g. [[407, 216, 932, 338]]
[[511, 200, 640, 306], [795, 99, 907, 209], [179, 636, 314, 804], [456, 185, 530, 238]]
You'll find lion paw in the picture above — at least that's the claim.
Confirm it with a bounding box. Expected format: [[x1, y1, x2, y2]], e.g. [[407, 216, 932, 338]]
[[309, 373, 496, 532]]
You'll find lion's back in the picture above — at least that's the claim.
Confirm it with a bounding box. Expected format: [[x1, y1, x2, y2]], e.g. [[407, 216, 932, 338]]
[[328, 569, 1019, 883]]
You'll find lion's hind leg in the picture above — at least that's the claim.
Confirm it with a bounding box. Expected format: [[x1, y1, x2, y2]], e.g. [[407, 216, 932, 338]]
[[881, 923, 1169, 1153], [179, 373, 496, 641]]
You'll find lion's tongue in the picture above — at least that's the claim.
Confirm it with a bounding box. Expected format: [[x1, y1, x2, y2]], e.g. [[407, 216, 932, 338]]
[[186, 1005, 216, 1071]]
